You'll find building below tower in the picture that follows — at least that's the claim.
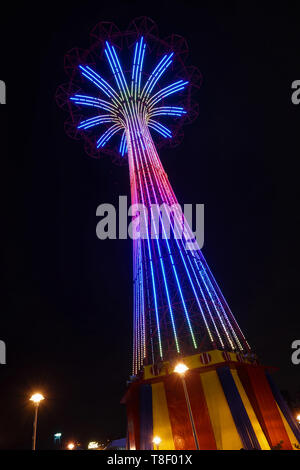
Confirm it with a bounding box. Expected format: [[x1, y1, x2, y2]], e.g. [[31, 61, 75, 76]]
[[122, 349, 300, 450]]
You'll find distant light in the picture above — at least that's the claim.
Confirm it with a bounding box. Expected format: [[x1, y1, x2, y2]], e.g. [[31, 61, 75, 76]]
[[296, 414, 300, 424], [153, 436, 161, 445], [67, 443, 75, 450], [54, 433, 62, 438], [30, 393, 45, 404], [88, 441, 99, 449], [174, 363, 189, 375]]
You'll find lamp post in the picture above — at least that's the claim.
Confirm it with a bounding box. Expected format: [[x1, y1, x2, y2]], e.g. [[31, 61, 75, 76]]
[[152, 436, 161, 450], [174, 363, 199, 450], [29, 393, 45, 450]]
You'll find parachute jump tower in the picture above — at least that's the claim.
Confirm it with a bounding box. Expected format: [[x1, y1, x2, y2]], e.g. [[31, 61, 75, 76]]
[[57, 17, 300, 450]]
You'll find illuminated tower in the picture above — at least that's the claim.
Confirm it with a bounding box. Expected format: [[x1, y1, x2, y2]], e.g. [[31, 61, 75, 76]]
[[57, 17, 300, 451]]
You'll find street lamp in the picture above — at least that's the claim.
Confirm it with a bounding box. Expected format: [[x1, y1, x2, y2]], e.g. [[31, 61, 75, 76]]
[[174, 363, 200, 450], [152, 436, 161, 450], [29, 393, 45, 450], [296, 414, 300, 425], [67, 442, 75, 450]]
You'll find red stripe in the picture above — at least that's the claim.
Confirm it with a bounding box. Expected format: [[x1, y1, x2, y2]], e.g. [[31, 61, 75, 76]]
[[237, 364, 293, 449], [185, 371, 217, 449], [164, 374, 197, 449], [126, 385, 140, 450]]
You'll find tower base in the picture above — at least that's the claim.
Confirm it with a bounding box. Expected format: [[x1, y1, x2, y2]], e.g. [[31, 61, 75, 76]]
[[122, 350, 300, 450]]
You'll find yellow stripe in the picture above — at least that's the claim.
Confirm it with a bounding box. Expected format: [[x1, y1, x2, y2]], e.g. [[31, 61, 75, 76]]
[[144, 349, 254, 379], [276, 403, 299, 449], [200, 370, 243, 450], [151, 382, 175, 450], [231, 369, 270, 450]]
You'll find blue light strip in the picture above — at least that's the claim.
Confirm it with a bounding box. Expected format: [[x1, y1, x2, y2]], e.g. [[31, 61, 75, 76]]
[[194, 264, 239, 350], [131, 41, 139, 96], [78, 115, 115, 130], [131, 146, 139, 374], [155, 232, 180, 353], [149, 80, 188, 108], [138, 239, 146, 362], [133, 237, 146, 372], [138, 42, 146, 95], [199, 267, 237, 349], [133, 245, 138, 374], [119, 130, 128, 156], [70, 94, 117, 113], [78, 65, 119, 102], [197, 252, 251, 350], [111, 45, 130, 97], [150, 106, 187, 117], [141, 52, 173, 99], [105, 41, 130, 104], [141, 54, 167, 96], [133, 38, 143, 101], [96, 123, 122, 148], [148, 120, 172, 138], [136, 260, 141, 369], [104, 43, 127, 102], [135, 39, 143, 90], [85, 65, 119, 99], [146, 55, 173, 97]]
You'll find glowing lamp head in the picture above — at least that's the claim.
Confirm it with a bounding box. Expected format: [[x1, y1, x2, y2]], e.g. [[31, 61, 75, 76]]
[[88, 441, 99, 449], [174, 362, 189, 375], [67, 443, 75, 450], [153, 436, 161, 446], [296, 414, 300, 423], [30, 393, 44, 404]]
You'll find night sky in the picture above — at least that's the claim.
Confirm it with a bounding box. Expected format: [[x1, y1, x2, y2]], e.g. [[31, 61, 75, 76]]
[[1, 1, 299, 450]]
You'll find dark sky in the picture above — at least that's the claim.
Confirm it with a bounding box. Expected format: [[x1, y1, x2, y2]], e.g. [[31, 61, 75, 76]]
[[1, 1, 300, 450]]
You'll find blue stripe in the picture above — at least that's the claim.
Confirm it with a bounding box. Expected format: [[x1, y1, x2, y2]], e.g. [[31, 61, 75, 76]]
[[217, 366, 261, 449], [139, 384, 153, 450]]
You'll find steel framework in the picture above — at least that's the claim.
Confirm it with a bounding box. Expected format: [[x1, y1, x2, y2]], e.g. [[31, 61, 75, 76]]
[[57, 17, 251, 376]]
